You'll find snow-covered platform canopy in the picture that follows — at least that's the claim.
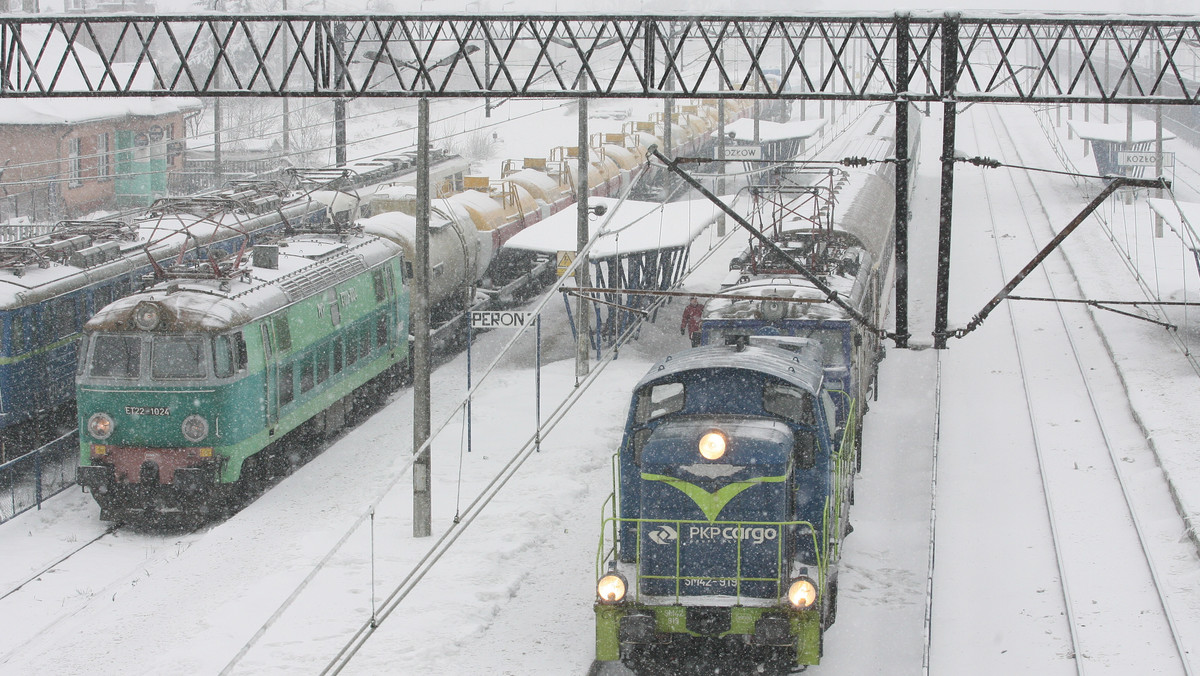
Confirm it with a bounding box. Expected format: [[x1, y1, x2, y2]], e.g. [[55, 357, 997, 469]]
[[1067, 120, 1175, 145], [501, 196, 728, 260], [1147, 198, 1200, 253]]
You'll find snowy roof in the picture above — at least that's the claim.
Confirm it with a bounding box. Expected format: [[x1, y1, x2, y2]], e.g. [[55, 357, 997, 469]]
[[1067, 120, 1175, 144], [1147, 198, 1200, 252], [724, 117, 827, 143], [500, 196, 727, 258], [0, 97, 202, 125]]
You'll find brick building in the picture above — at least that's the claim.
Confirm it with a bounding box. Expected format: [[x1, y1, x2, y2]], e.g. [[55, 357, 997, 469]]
[[0, 98, 202, 222]]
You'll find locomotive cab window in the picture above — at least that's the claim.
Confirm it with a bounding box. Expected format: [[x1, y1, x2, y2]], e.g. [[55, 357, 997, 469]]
[[151, 336, 206, 380], [213, 333, 247, 378], [821, 390, 839, 439], [273, 314, 292, 352], [763, 383, 814, 426], [635, 382, 684, 424], [89, 335, 141, 378]]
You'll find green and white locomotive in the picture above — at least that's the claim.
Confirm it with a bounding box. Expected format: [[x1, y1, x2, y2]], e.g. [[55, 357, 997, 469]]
[[76, 229, 409, 521]]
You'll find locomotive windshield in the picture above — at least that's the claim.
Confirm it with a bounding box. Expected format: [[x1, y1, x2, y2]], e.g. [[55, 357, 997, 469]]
[[151, 336, 206, 379], [89, 335, 141, 379], [634, 382, 684, 423], [763, 382, 815, 426]]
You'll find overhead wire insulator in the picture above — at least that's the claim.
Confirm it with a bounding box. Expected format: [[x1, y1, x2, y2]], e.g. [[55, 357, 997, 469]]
[[962, 156, 1002, 168]]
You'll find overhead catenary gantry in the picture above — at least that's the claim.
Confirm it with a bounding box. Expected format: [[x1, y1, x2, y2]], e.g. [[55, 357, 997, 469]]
[[3, 12, 1200, 348]]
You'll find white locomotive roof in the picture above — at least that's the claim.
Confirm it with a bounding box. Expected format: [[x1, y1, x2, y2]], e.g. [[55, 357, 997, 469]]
[[828, 171, 894, 258], [85, 233, 400, 333], [636, 343, 825, 395], [0, 206, 307, 309], [500, 197, 727, 258]]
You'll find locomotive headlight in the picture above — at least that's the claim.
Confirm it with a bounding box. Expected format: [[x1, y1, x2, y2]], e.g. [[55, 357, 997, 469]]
[[133, 302, 162, 331], [181, 414, 210, 443], [786, 577, 818, 610], [698, 430, 727, 460], [596, 572, 628, 604], [87, 412, 114, 440]]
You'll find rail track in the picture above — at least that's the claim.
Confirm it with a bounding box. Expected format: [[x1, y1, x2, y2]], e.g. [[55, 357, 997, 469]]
[[929, 102, 1198, 674]]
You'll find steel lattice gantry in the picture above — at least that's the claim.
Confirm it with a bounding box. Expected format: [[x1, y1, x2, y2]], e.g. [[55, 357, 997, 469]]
[[4, 13, 1200, 346], [3, 14, 1200, 102]]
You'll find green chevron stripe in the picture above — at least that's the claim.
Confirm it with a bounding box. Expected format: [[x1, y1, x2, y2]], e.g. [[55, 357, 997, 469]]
[[641, 472, 787, 522]]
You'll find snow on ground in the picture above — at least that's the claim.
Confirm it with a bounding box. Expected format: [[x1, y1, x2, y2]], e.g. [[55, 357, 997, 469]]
[[4, 95, 1200, 675]]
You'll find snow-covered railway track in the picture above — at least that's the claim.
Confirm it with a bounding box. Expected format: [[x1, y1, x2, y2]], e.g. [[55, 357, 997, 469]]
[[952, 103, 1196, 674], [0, 513, 205, 665]]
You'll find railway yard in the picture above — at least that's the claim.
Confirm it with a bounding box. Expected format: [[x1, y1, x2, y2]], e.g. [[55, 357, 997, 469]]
[[4, 63, 1200, 676]]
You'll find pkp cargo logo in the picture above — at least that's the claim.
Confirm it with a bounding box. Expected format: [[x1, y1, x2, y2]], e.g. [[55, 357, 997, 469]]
[[648, 525, 678, 546]]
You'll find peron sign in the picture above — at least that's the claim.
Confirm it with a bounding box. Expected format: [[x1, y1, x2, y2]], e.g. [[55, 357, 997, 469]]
[[470, 311, 536, 329]]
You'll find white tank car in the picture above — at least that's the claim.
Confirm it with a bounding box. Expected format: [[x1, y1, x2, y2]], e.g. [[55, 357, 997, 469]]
[[360, 188, 486, 320]]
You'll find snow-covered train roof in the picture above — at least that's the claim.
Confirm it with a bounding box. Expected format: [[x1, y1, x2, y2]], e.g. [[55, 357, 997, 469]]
[[500, 196, 727, 258], [704, 276, 857, 323], [724, 117, 827, 143], [83, 232, 400, 334], [0, 199, 323, 310], [829, 170, 895, 258], [636, 343, 824, 394]]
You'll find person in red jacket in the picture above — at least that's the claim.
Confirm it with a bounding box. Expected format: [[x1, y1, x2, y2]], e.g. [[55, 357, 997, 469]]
[[680, 296, 704, 347]]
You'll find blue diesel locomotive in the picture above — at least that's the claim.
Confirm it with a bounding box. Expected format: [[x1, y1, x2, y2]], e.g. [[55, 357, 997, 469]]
[[594, 340, 854, 671]]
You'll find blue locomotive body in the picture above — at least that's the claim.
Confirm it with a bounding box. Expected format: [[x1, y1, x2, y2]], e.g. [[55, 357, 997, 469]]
[[595, 342, 854, 670]]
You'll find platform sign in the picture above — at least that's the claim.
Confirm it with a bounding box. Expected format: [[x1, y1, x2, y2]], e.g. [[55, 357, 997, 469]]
[[557, 250, 575, 277], [717, 146, 762, 160], [470, 311, 536, 329], [1117, 150, 1174, 168]]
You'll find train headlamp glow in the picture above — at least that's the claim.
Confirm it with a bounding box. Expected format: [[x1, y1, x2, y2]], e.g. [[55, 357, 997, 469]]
[[698, 430, 727, 460], [596, 572, 628, 604], [181, 414, 209, 443], [87, 412, 114, 440], [786, 577, 818, 610], [133, 302, 162, 331]]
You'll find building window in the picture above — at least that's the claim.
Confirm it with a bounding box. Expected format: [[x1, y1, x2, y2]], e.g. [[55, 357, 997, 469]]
[[97, 133, 111, 179], [68, 138, 83, 187]]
